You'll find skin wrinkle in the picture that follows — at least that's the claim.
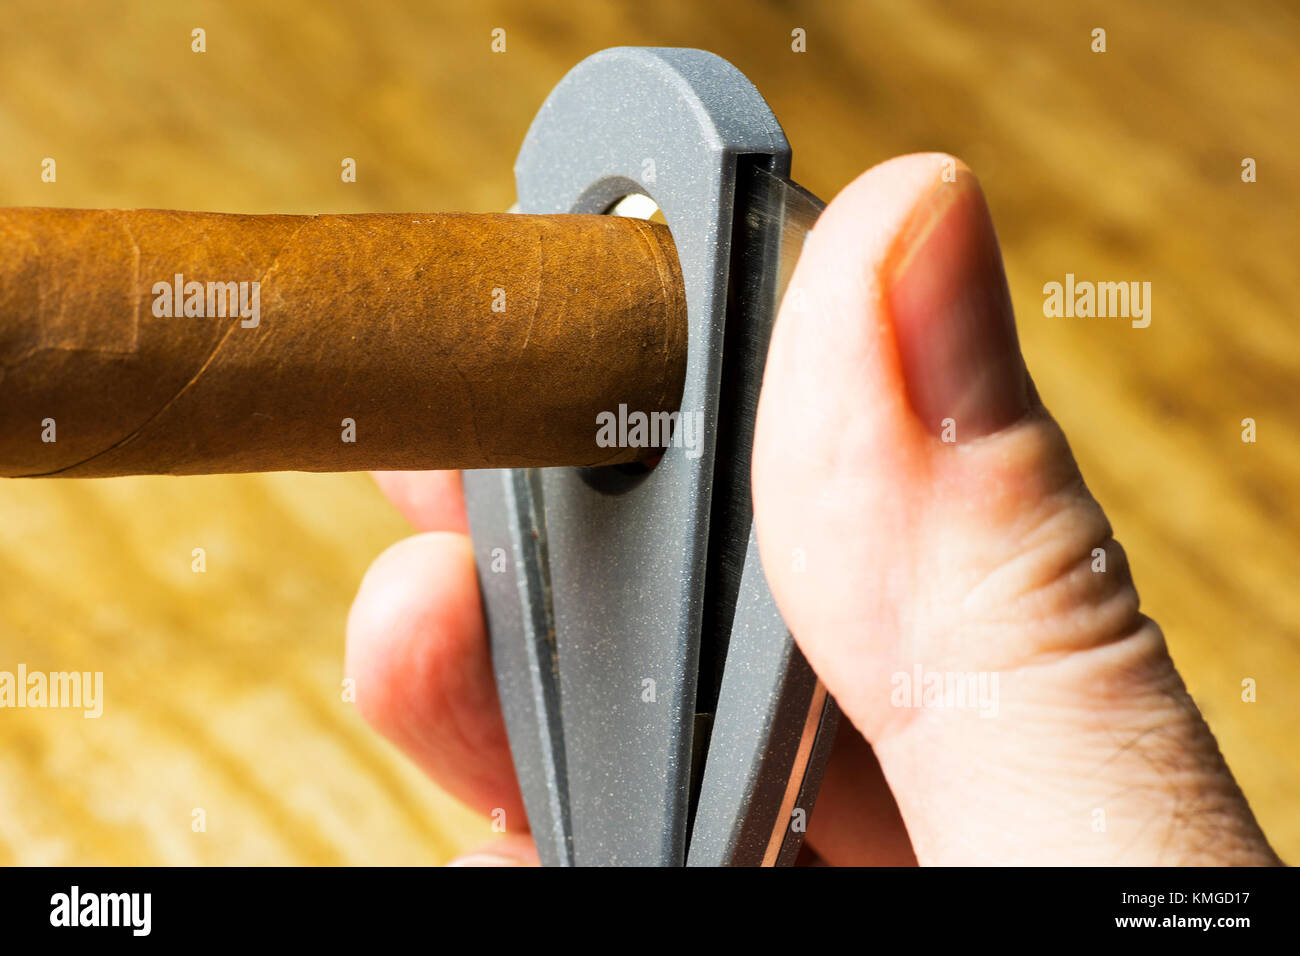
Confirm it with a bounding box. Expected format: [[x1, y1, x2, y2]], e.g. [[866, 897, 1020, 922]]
[[940, 418, 1141, 668], [957, 501, 1138, 661]]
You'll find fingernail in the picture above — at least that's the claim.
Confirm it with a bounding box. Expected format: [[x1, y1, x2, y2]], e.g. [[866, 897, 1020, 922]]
[[886, 166, 1029, 441]]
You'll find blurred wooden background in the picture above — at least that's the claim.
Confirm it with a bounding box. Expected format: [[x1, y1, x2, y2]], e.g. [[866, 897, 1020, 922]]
[[0, 0, 1295, 863]]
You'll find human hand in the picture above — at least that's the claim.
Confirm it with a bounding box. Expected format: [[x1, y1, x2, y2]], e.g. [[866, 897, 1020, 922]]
[[345, 153, 1279, 866]]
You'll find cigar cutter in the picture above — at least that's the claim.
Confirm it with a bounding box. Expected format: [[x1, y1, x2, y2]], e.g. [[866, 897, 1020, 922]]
[[463, 47, 839, 866]]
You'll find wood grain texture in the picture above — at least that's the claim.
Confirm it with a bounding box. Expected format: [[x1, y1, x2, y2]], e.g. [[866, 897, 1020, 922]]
[[0, 0, 1295, 864]]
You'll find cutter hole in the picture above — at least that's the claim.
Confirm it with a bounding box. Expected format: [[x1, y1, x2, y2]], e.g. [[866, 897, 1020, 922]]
[[576, 193, 676, 495], [606, 193, 668, 225]]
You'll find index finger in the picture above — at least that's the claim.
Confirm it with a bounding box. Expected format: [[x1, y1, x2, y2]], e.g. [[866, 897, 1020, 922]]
[[371, 470, 469, 534]]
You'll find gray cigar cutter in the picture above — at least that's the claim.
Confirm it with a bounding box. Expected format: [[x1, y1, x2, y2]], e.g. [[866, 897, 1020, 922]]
[[463, 46, 839, 866]]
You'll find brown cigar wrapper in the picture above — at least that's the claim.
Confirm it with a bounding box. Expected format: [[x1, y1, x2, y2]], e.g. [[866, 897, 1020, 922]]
[[0, 208, 686, 477]]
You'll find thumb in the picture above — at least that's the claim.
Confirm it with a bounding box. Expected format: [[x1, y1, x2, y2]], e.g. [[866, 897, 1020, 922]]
[[753, 153, 1278, 865]]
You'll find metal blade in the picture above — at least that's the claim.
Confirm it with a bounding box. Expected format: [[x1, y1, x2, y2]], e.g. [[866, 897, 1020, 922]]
[[687, 165, 841, 866], [749, 166, 825, 302]]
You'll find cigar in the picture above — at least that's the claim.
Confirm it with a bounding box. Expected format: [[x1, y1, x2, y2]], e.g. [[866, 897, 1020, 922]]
[[0, 208, 686, 477]]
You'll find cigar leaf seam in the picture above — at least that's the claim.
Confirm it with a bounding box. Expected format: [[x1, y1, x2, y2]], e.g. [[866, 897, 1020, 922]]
[[15, 213, 319, 478]]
